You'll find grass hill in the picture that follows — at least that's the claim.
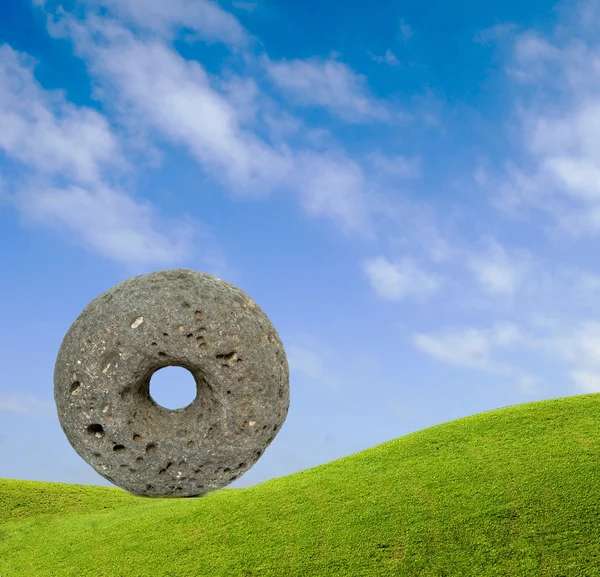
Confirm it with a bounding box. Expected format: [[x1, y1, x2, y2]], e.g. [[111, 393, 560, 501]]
[[2, 392, 600, 576]]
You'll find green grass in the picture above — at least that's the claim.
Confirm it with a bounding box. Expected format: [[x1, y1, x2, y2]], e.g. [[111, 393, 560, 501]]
[[2, 392, 600, 576]]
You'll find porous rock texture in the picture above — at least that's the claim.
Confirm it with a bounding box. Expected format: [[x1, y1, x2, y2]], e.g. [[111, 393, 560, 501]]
[[54, 269, 289, 498]]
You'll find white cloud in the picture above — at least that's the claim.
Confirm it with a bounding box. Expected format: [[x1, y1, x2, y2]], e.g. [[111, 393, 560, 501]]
[[416, 317, 600, 394], [0, 393, 55, 418], [0, 43, 192, 266], [377, 198, 460, 264], [466, 237, 530, 296], [570, 370, 600, 393], [362, 255, 442, 301], [39, 7, 400, 239], [232, 1, 258, 13], [577, 271, 600, 294], [398, 19, 413, 41], [16, 181, 192, 265], [286, 333, 341, 392], [294, 152, 377, 238], [513, 32, 559, 66], [45, 14, 294, 198], [79, 0, 250, 46], [533, 319, 600, 393], [543, 155, 600, 201], [537, 321, 600, 368], [473, 165, 489, 186], [474, 22, 518, 45], [371, 49, 400, 67], [577, 0, 600, 32], [411, 322, 525, 371], [265, 55, 392, 123], [288, 346, 333, 385], [0, 44, 124, 185], [489, 10, 600, 237], [514, 372, 542, 395]]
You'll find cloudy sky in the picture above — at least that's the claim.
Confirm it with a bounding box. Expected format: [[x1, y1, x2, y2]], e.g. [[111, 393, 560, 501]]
[[2, 0, 600, 491]]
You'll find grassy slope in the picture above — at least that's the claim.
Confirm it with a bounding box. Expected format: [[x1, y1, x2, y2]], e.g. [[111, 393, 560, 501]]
[[2, 393, 600, 576]]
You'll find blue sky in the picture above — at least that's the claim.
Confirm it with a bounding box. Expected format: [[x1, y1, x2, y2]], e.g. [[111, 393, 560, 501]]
[[2, 0, 600, 490]]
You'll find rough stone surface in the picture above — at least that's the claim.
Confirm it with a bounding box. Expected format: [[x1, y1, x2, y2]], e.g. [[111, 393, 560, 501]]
[[54, 269, 289, 498]]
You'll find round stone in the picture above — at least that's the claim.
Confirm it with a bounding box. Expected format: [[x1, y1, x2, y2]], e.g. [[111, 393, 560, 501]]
[[54, 269, 290, 498]]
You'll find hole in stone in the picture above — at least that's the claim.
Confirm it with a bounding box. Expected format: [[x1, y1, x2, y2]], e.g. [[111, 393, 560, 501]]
[[238, 462, 246, 468], [146, 484, 153, 490], [226, 390, 231, 395], [165, 462, 173, 470], [158, 352, 167, 357], [223, 467, 231, 473], [136, 457, 144, 462], [146, 443, 156, 454], [87, 424, 104, 438], [151, 342, 157, 346], [187, 440, 194, 448], [93, 452, 101, 458], [159, 468, 166, 475], [70, 381, 81, 395], [163, 332, 168, 337], [113, 444, 125, 452], [149, 366, 197, 410], [195, 310, 203, 319]]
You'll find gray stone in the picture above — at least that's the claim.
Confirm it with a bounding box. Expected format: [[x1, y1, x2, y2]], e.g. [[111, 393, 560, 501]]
[[54, 269, 289, 498]]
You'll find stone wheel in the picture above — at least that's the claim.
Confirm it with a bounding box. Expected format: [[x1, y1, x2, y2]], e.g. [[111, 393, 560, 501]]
[[54, 269, 289, 498]]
